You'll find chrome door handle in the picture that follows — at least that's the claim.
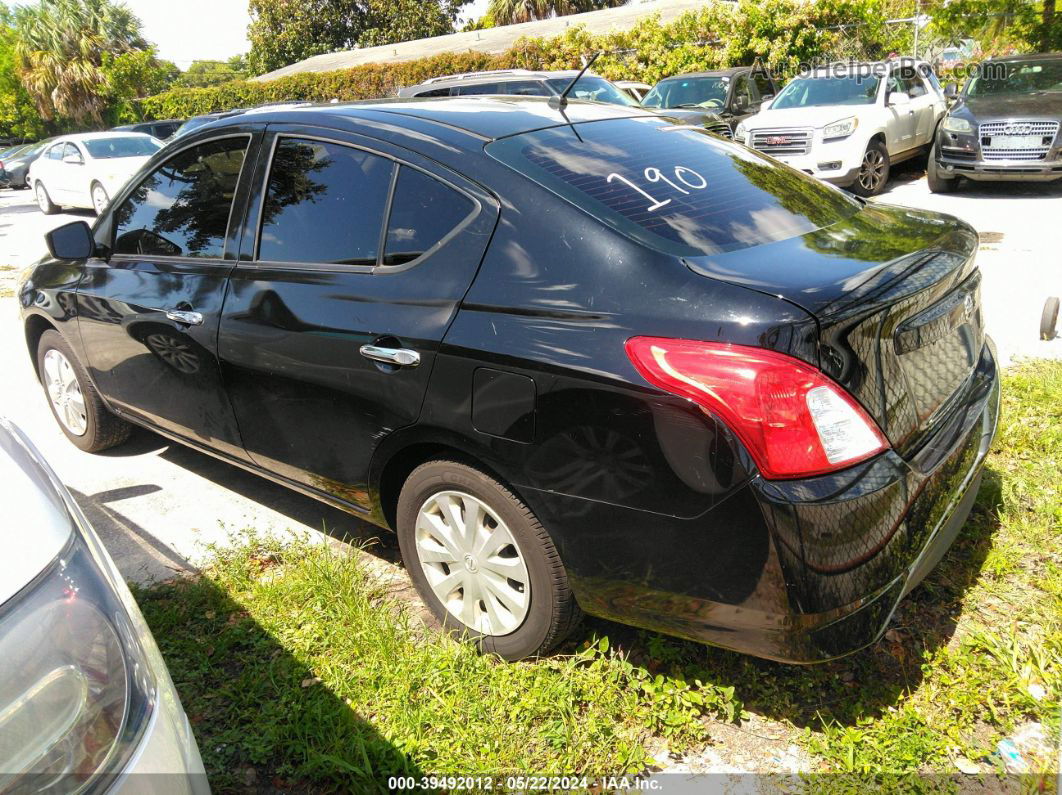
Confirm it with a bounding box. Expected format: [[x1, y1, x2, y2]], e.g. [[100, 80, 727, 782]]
[[163, 309, 203, 326], [359, 344, 420, 367]]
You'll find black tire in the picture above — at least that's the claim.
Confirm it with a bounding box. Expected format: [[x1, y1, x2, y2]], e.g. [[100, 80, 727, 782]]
[[850, 139, 891, 197], [1042, 296, 1060, 341], [34, 181, 57, 215], [36, 329, 131, 452], [927, 142, 958, 193], [396, 459, 581, 660]]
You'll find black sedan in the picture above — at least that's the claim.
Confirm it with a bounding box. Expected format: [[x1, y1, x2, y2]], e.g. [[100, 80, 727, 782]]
[[930, 52, 1062, 191], [0, 139, 50, 189], [19, 97, 999, 662]]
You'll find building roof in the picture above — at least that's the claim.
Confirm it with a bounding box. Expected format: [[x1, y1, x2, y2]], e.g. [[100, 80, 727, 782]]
[[252, 0, 716, 82]]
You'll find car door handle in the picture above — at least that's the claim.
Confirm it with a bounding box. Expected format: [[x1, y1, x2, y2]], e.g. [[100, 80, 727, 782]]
[[359, 344, 420, 367], [163, 309, 204, 326]]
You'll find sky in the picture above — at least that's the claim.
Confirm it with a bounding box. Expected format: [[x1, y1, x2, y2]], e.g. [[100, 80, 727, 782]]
[[125, 0, 492, 68]]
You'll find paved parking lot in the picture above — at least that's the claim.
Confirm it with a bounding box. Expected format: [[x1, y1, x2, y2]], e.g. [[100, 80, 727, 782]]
[[1, 170, 1060, 587]]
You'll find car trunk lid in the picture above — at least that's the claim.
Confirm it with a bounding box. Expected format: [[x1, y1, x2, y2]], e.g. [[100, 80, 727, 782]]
[[685, 202, 983, 455]]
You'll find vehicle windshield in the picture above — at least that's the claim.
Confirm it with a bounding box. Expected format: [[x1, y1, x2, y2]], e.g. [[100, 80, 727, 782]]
[[642, 76, 730, 109], [772, 73, 881, 108], [966, 59, 1062, 96], [545, 77, 636, 106], [487, 116, 860, 256], [83, 136, 162, 158]]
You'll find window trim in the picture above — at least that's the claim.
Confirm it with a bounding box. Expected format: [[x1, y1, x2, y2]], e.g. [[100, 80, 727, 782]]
[[250, 132, 481, 274], [108, 132, 254, 266]]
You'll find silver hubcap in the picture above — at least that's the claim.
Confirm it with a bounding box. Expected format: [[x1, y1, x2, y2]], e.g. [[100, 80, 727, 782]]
[[35, 184, 48, 211], [415, 490, 530, 636], [92, 185, 108, 213], [859, 149, 886, 191], [43, 349, 87, 436]]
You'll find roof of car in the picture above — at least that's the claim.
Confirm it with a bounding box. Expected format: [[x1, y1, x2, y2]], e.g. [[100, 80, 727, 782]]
[[57, 131, 156, 142], [205, 95, 653, 141], [657, 66, 758, 80], [412, 68, 584, 87], [988, 52, 1062, 62]]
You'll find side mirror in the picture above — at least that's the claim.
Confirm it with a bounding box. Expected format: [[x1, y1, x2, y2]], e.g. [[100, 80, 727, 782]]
[[62, 154, 83, 165], [760, 93, 775, 102], [944, 82, 958, 98], [46, 221, 95, 260], [889, 91, 911, 106]]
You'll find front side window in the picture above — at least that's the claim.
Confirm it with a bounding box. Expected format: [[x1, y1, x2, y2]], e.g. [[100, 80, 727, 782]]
[[384, 167, 474, 265], [258, 138, 393, 265], [488, 116, 860, 256], [47, 144, 64, 160], [83, 136, 161, 159], [63, 143, 83, 162], [731, 74, 752, 109], [772, 73, 882, 108], [113, 137, 248, 259], [753, 73, 774, 98]]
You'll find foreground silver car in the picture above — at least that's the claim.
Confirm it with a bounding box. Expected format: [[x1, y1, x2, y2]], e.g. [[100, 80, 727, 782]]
[[0, 418, 207, 792]]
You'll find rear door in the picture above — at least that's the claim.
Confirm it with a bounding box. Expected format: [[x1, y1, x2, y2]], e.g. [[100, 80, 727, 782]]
[[219, 125, 498, 509], [76, 129, 259, 459]]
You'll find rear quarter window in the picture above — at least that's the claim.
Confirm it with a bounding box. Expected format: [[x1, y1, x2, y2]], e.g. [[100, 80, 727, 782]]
[[486, 116, 860, 256]]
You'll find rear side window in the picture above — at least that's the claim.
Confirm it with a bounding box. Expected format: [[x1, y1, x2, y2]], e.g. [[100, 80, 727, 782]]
[[259, 138, 394, 265], [113, 137, 249, 259], [503, 81, 549, 96], [454, 83, 501, 95], [414, 87, 452, 97], [487, 116, 860, 256], [384, 167, 474, 265]]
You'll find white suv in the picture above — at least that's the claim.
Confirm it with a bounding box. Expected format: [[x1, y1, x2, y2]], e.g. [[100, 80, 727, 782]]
[[736, 59, 948, 195]]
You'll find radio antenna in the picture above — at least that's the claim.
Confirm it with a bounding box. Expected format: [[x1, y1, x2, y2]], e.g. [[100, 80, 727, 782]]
[[549, 51, 602, 111]]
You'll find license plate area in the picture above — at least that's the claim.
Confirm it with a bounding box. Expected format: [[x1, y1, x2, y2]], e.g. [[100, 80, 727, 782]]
[[983, 134, 1043, 149]]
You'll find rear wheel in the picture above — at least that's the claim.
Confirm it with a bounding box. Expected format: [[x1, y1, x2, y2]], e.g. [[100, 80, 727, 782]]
[[396, 460, 581, 660], [36, 330, 131, 452], [35, 181, 57, 215], [850, 140, 890, 197], [1042, 297, 1060, 341], [927, 142, 958, 193]]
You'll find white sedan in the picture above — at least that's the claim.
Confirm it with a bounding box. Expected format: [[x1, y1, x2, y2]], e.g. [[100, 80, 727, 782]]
[[29, 132, 163, 215]]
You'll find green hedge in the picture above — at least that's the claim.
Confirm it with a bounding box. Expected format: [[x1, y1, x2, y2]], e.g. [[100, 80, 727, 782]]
[[135, 0, 913, 121]]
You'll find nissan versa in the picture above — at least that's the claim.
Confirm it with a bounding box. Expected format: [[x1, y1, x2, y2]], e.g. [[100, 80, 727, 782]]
[[19, 97, 1000, 663]]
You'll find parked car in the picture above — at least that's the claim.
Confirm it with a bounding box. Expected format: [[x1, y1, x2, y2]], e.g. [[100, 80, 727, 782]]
[[0, 138, 52, 190], [29, 132, 163, 215], [113, 118, 184, 140], [736, 58, 948, 195], [171, 109, 249, 139], [0, 417, 206, 790], [928, 52, 1062, 192], [397, 68, 638, 107], [615, 80, 652, 102], [21, 97, 999, 663], [641, 66, 778, 135], [0, 143, 33, 187]]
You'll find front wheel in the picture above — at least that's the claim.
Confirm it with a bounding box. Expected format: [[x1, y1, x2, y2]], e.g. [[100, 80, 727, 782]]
[[35, 181, 57, 215], [850, 140, 891, 197], [36, 330, 131, 452], [396, 460, 581, 660], [926, 142, 959, 193], [91, 182, 109, 215]]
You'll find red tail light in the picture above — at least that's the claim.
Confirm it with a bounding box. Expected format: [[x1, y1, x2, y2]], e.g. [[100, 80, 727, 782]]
[[625, 337, 888, 479]]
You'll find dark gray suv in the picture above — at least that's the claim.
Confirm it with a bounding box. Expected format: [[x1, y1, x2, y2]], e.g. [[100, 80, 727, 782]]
[[929, 52, 1062, 191]]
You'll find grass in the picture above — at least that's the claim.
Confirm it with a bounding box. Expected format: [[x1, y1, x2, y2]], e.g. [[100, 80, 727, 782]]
[[134, 362, 1062, 791]]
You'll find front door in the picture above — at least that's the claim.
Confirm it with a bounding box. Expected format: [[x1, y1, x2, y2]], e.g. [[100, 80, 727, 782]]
[[76, 131, 258, 459], [884, 72, 918, 154], [219, 126, 498, 509]]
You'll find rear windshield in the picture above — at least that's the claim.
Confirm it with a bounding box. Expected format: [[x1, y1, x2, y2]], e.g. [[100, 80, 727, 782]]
[[487, 116, 860, 255], [83, 136, 161, 158]]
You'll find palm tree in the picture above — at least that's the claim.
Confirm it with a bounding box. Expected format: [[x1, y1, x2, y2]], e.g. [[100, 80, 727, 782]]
[[487, 0, 626, 26], [15, 0, 146, 124]]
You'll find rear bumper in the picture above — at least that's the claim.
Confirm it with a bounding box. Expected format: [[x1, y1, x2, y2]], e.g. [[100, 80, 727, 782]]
[[547, 339, 1000, 663]]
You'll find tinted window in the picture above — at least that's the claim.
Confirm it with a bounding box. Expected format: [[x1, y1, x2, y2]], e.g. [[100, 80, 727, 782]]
[[383, 167, 474, 265], [455, 82, 501, 95], [488, 116, 860, 256], [731, 74, 752, 109], [503, 81, 549, 96], [753, 73, 774, 98], [259, 138, 394, 265], [414, 87, 452, 97], [113, 137, 248, 259], [83, 136, 161, 158]]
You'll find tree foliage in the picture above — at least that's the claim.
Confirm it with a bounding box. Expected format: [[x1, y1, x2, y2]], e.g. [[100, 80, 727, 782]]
[[176, 57, 249, 88], [0, 3, 45, 138], [486, 0, 624, 26], [247, 0, 466, 76], [14, 0, 146, 124], [925, 0, 1061, 54]]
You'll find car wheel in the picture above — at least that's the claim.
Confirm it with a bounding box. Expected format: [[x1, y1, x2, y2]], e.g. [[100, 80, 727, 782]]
[[36, 330, 131, 452], [91, 182, 109, 215], [1042, 296, 1060, 341], [35, 181, 57, 215], [850, 140, 890, 197], [396, 459, 581, 660], [927, 143, 958, 193]]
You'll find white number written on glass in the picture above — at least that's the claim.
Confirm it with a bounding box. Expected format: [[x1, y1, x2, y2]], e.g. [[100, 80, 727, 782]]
[[606, 166, 708, 212]]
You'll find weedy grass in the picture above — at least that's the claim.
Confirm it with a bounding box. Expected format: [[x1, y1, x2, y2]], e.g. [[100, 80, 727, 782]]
[[135, 362, 1061, 790]]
